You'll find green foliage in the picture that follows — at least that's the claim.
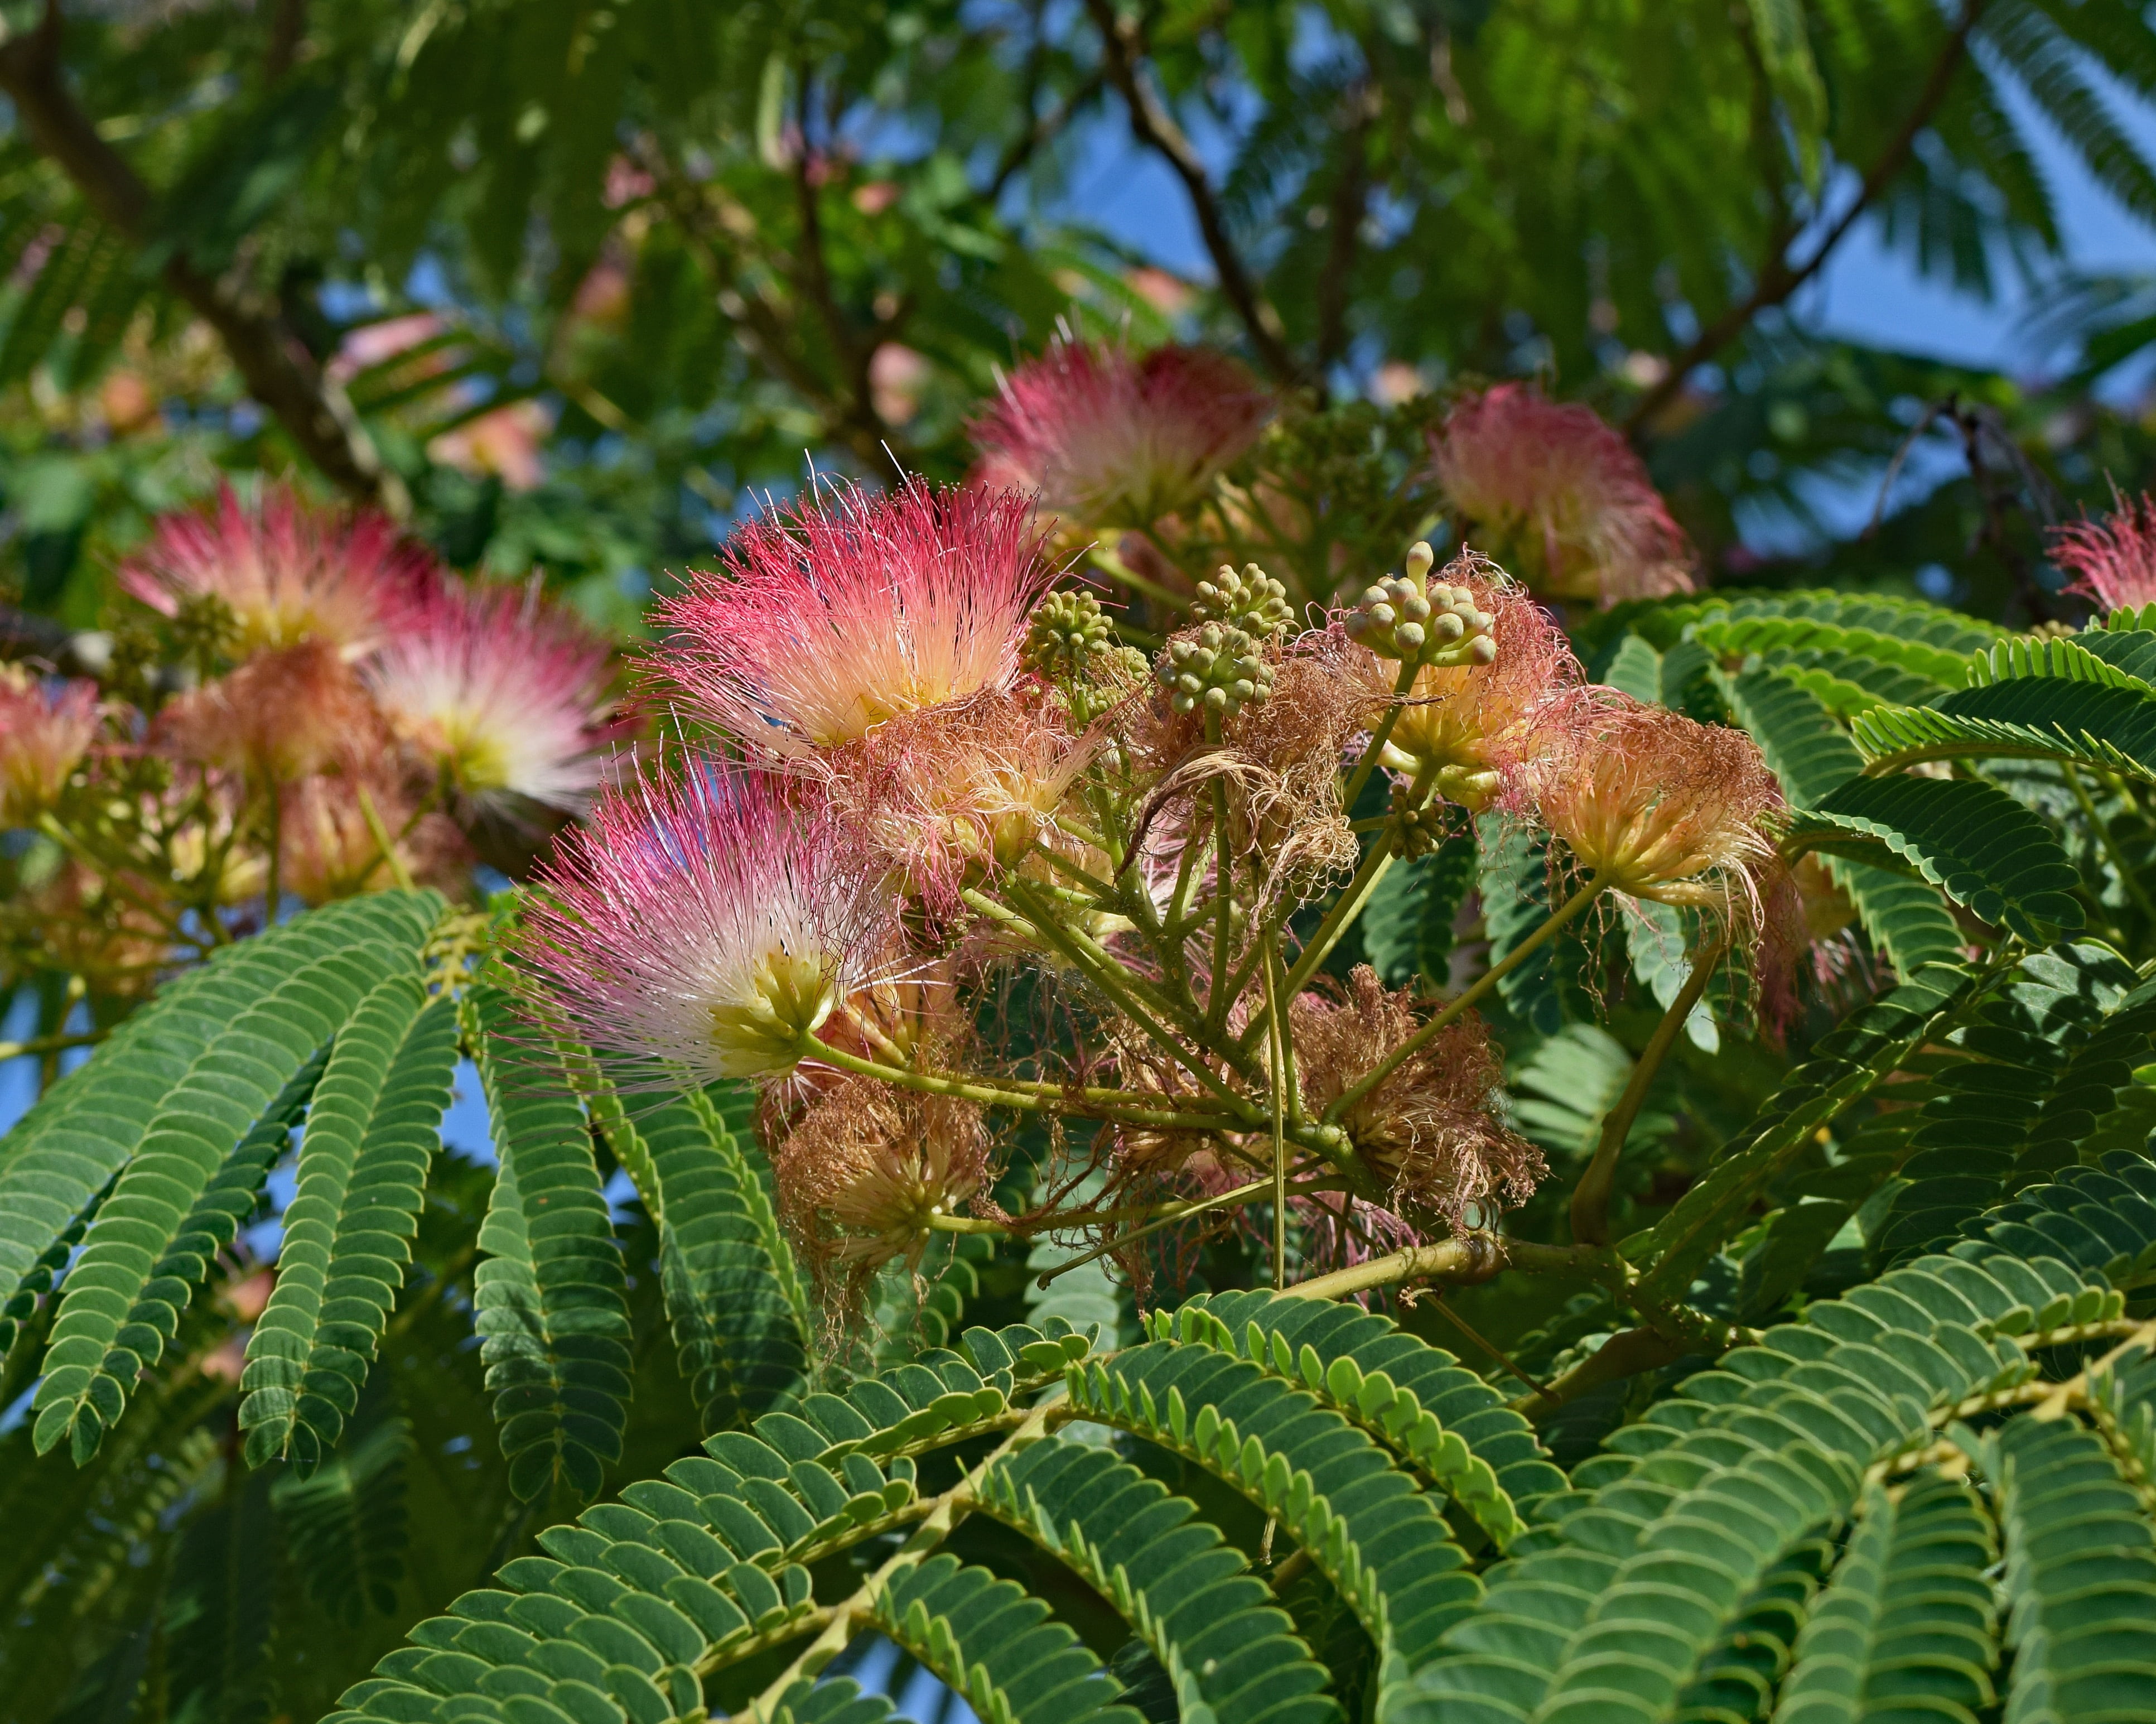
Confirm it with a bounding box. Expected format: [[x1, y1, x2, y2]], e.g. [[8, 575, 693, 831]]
[[240, 984, 458, 1471], [28, 893, 442, 1463], [466, 986, 636, 1504]]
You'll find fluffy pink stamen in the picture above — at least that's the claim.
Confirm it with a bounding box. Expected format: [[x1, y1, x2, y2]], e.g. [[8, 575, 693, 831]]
[[518, 765, 894, 1083], [1431, 385, 1695, 606], [119, 482, 432, 655], [366, 579, 617, 812], [654, 481, 1057, 755], [968, 337, 1272, 527], [0, 670, 96, 824], [2051, 491, 2156, 612]]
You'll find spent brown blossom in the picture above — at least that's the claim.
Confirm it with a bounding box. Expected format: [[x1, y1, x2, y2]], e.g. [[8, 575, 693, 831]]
[[1289, 967, 1544, 1225], [773, 1077, 990, 1270]]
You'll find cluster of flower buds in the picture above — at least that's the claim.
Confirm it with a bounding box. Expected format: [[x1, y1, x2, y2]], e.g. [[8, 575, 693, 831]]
[[1344, 542, 1498, 667], [1159, 620, 1275, 717], [1191, 562, 1292, 638], [1386, 781, 1452, 858], [1023, 589, 1115, 680]]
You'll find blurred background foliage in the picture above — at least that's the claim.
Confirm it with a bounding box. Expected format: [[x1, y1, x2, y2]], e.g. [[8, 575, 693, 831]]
[[1, 0, 2155, 642]]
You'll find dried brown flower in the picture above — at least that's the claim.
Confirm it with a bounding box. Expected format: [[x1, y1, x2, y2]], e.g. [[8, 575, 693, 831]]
[[1289, 967, 1544, 1225]]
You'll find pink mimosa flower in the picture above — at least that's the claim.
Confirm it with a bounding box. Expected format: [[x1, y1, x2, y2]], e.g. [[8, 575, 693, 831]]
[[365, 579, 617, 813], [655, 481, 1056, 755], [517, 765, 894, 1083], [969, 338, 1272, 528], [119, 483, 431, 656], [0, 668, 95, 825], [2051, 491, 2156, 612], [1431, 384, 1695, 606]]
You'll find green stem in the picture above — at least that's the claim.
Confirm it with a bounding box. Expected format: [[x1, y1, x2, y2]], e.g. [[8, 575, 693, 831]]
[[1326, 874, 1605, 1121], [2064, 762, 2156, 926], [1246, 756, 1440, 1053], [355, 783, 414, 893], [1263, 931, 1289, 1287], [1088, 543, 1186, 610], [1286, 1232, 1623, 1301], [1339, 658, 1420, 815], [983, 881, 1257, 1111], [924, 1213, 1007, 1235], [1036, 1175, 1288, 1287], [807, 1037, 1233, 1132], [1569, 938, 1724, 1248]]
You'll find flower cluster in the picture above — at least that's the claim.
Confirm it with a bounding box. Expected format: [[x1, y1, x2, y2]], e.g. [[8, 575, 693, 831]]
[[514, 389, 1792, 1294], [2, 483, 618, 991]]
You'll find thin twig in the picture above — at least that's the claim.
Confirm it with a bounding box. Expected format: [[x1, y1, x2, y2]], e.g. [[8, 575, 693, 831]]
[[1570, 939, 1725, 1247], [0, 1, 405, 510], [1082, 0, 1303, 383], [1623, 2, 1986, 434]]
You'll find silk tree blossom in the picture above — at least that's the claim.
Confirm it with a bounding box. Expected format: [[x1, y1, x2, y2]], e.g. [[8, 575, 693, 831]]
[[0, 667, 97, 825], [1366, 553, 1580, 811], [157, 639, 381, 782], [2050, 490, 2156, 611], [518, 765, 894, 1083], [836, 690, 1098, 913], [119, 483, 431, 656], [1531, 696, 1785, 911], [968, 338, 1272, 528], [366, 578, 616, 812], [1430, 385, 1695, 606], [657, 483, 1056, 757]]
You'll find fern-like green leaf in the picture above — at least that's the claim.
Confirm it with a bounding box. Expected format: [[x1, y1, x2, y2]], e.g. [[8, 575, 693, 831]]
[[1853, 674, 2156, 782], [321, 1324, 1097, 1724], [240, 983, 457, 1471], [1632, 961, 1976, 1304], [271, 1412, 414, 1625], [1793, 774, 2082, 942], [870, 1554, 1145, 1724], [1362, 830, 1477, 991], [1869, 946, 2156, 1264], [586, 1078, 808, 1434], [980, 1435, 1342, 1724], [467, 986, 634, 1503], [1165, 1291, 1567, 1551], [161, 1472, 278, 1724], [1771, 1471, 1997, 1724], [29, 896, 438, 1462], [1986, 1415, 2156, 1724], [0, 894, 433, 1373], [1066, 1338, 1480, 1670]]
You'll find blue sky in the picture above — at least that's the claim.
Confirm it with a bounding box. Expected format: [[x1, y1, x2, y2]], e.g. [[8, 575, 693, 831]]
[[1054, 59, 2156, 387]]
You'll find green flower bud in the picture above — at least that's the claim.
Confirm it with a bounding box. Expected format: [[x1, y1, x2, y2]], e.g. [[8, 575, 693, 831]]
[[1023, 589, 1115, 680], [1155, 619, 1275, 716], [1343, 547, 1499, 669], [1190, 561, 1293, 638]]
